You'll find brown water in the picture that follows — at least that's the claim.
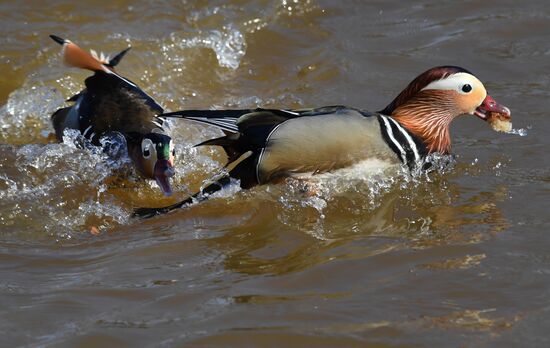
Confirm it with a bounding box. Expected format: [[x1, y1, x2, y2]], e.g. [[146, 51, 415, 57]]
[[0, 1, 548, 347]]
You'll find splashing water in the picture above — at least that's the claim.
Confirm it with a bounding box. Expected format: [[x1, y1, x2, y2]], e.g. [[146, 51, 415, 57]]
[[0, 78, 460, 242], [0, 129, 135, 240], [269, 153, 457, 239], [506, 126, 529, 136], [176, 24, 246, 70], [0, 84, 64, 143]]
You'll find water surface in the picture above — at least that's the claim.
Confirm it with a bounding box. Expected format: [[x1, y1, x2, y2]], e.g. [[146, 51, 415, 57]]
[[1, 1, 549, 347]]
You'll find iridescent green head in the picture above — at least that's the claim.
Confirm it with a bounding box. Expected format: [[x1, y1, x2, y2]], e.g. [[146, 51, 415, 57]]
[[130, 132, 175, 196]]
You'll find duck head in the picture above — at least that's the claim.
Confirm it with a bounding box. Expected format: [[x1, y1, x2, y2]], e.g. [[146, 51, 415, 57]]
[[127, 132, 175, 196], [380, 66, 511, 154]]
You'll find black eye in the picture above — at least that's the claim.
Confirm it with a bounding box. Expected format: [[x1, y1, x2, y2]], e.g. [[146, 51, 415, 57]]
[[172, 149, 176, 157], [461, 84, 472, 93], [143, 148, 150, 157]]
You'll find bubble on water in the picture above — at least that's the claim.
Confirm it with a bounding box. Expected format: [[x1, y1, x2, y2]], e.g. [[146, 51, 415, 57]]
[[175, 24, 246, 70]]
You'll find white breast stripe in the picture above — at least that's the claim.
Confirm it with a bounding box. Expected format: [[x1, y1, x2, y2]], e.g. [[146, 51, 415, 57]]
[[380, 115, 406, 163], [387, 117, 420, 162], [256, 122, 285, 184]]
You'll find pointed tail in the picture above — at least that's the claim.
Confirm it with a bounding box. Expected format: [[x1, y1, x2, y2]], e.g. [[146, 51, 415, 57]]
[[49, 35, 131, 72], [105, 47, 131, 68], [50, 35, 107, 72]]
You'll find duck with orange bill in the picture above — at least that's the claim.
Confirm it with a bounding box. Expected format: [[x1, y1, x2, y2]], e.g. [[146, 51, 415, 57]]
[[49, 35, 175, 196], [134, 66, 512, 217]]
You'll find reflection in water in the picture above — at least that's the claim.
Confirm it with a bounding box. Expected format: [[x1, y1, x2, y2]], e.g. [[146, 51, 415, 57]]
[[208, 167, 510, 277]]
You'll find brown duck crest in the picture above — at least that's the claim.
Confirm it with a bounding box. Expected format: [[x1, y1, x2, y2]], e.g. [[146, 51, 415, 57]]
[[379, 66, 472, 116]]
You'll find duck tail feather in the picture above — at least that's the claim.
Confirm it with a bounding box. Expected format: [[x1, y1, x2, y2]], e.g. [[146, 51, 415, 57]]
[[50, 34, 109, 72], [105, 47, 131, 68], [195, 134, 236, 147]]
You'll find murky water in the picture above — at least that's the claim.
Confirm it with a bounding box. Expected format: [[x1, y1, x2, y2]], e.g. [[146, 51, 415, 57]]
[[1, 1, 549, 346]]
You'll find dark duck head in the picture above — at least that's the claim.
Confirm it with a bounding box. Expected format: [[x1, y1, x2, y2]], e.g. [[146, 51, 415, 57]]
[[127, 132, 175, 197], [50, 35, 175, 196], [380, 66, 511, 154]]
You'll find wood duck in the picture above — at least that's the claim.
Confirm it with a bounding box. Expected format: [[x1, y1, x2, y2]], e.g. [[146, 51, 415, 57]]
[[134, 66, 511, 217], [49, 35, 175, 196]]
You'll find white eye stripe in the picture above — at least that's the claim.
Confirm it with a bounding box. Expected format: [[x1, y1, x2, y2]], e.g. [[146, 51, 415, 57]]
[[421, 72, 479, 93], [141, 139, 153, 151]]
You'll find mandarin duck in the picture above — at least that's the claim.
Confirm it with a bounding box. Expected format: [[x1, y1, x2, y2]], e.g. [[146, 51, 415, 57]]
[[49, 35, 175, 196], [134, 66, 510, 217]]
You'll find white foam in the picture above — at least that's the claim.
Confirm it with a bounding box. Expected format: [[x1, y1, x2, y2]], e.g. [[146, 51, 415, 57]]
[[1, 84, 64, 141], [506, 127, 529, 136], [177, 24, 246, 70], [0, 135, 131, 239]]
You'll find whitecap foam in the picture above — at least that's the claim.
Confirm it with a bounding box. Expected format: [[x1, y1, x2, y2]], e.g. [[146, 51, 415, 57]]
[[0, 83, 64, 143], [175, 24, 246, 70], [0, 129, 137, 240]]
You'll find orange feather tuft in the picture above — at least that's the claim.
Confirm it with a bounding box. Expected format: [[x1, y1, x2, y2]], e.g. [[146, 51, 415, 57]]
[[62, 41, 110, 73]]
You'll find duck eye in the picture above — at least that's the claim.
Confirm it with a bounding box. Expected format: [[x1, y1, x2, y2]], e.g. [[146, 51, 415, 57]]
[[461, 84, 472, 93], [143, 148, 151, 158], [169, 141, 175, 157], [141, 138, 154, 159]]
